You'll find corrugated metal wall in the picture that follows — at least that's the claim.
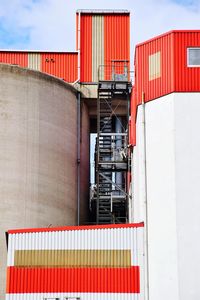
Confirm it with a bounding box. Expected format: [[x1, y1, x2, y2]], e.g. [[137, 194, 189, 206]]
[[6, 224, 144, 299], [174, 31, 200, 91], [92, 15, 104, 82], [0, 51, 78, 82], [135, 30, 200, 105], [28, 53, 41, 71], [79, 12, 130, 82], [76, 12, 79, 51], [0, 52, 28, 67], [80, 14, 93, 82], [41, 53, 78, 82], [104, 14, 130, 79], [135, 31, 174, 105]]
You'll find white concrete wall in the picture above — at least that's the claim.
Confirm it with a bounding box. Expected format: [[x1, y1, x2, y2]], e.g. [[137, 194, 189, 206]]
[[131, 93, 200, 300], [174, 93, 200, 300]]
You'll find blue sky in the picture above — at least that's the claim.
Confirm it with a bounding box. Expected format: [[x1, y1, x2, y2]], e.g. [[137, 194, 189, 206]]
[[0, 0, 200, 53], [0, 0, 199, 183]]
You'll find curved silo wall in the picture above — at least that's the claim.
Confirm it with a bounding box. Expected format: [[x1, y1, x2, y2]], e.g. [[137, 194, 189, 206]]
[[0, 64, 89, 299]]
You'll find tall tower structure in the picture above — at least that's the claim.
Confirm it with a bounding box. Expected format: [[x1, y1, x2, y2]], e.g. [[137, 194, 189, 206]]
[[75, 10, 131, 224], [96, 61, 131, 224]]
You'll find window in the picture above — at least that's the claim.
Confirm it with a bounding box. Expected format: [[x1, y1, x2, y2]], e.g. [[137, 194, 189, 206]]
[[44, 298, 59, 300], [65, 298, 80, 300], [187, 48, 200, 66], [149, 51, 161, 80]]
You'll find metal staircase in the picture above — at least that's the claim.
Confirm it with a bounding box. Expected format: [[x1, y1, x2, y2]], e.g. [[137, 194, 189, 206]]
[[97, 91, 113, 223], [95, 61, 131, 224]]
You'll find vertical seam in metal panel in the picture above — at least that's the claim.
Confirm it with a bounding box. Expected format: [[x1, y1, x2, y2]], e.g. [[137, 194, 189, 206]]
[[92, 15, 95, 82]]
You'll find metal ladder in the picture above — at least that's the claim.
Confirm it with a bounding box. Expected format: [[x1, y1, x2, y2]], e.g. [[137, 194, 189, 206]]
[[97, 91, 113, 223]]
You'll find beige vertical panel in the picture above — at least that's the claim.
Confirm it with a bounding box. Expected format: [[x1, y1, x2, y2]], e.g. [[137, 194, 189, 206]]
[[149, 51, 161, 81], [28, 53, 41, 71], [92, 15, 104, 82]]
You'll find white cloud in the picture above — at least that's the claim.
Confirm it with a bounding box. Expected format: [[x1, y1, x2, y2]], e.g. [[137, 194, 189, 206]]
[[0, 0, 200, 58]]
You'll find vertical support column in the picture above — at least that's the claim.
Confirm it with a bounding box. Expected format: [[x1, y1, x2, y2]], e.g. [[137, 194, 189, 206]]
[[141, 95, 149, 300], [77, 12, 81, 81], [96, 88, 100, 224], [77, 92, 81, 226], [115, 117, 123, 190]]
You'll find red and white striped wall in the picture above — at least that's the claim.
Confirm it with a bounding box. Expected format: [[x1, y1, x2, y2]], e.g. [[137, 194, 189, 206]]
[[6, 223, 144, 300]]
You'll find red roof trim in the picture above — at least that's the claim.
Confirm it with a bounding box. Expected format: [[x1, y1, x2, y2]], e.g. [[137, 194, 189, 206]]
[[8, 222, 144, 234], [0, 50, 78, 54], [136, 30, 200, 48]]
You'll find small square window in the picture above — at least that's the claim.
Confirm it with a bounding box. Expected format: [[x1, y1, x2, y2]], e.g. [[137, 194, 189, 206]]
[[65, 298, 80, 300], [187, 48, 200, 66]]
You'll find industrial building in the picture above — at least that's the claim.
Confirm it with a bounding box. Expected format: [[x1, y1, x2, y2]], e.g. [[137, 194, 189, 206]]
[[129, 30, 200, 300], [6, 223, 144, 299], [1, 9, 200, 300], [0, 10, 131, 299]]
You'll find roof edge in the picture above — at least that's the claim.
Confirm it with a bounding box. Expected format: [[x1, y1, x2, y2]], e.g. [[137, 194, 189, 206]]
[[76, 9, 130, 14], [0, 50, 78, 53], [8, 222, 144, 234], [136, 30, 200, 48]]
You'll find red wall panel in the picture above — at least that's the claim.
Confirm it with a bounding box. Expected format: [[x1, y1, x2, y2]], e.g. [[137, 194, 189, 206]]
[[76, 13, 79, 51], [80, 14, 92, 82], [0, 52, 28, 68], [41, 52, 78, 83], [174, 31, 200, 91], [129, 88, 137, 146], [135, 30, 200, 105], [135, 31, 174, 105], [7, 266, 140, 294], [104, 14, 130, 80]]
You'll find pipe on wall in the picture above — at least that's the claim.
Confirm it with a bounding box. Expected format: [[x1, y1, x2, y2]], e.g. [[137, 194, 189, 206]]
[[141, 93, 149, 300], [115, 117, 123, 189]]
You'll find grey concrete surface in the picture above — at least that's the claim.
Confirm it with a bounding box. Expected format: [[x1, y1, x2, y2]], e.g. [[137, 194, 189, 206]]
[[0, 64, 89, 299]]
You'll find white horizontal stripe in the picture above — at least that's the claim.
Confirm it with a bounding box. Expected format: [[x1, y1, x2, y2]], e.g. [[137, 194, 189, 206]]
[[6, 292, 141, 300], [7, 227, 143, 267]]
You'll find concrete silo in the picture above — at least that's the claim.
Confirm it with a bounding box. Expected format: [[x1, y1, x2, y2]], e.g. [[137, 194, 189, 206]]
[[0, 64, 89, 298]]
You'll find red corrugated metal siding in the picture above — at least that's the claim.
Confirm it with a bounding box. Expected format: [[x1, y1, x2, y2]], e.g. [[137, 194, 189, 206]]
[[7, 266, 140, 293], [0, 52, 28, 68], [135, 30, 200, 105], [174, 31, 200, 91], [41, 53, 78, 82], [76, 13, 79, 51], [104, 14, 130, 80], [130, 88, 136, 146], [135, 32, 174, 104], [80, 14, 92, 82]]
